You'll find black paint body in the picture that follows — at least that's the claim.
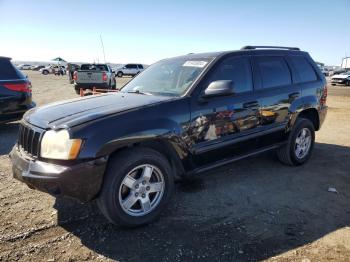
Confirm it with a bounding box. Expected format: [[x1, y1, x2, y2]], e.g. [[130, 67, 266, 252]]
[[10, 49, 328, 201]]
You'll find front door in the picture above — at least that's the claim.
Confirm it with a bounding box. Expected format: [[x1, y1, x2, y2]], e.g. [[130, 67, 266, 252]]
[[189, 55, 261, 167]]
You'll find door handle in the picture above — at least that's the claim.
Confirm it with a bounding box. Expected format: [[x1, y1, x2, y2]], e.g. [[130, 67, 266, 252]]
[[243, 101, 259, 108], [289, 92, 300, 99]]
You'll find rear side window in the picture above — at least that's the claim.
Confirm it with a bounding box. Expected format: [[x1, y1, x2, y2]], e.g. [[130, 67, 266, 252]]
[[207, 56, 253, 93], [256, 57, 291, 88], [289, 56, 317, 83], [0, 59, 23, 80]]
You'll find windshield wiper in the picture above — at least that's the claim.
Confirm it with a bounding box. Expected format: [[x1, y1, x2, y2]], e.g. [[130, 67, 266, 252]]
[[126, 90, 153, 96]]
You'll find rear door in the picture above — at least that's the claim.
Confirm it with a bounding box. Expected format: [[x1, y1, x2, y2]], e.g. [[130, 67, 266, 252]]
[[251, 55, 301, 145]]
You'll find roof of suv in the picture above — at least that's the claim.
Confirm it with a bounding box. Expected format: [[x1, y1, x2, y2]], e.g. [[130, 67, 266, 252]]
[[177, 46, 306, 60]]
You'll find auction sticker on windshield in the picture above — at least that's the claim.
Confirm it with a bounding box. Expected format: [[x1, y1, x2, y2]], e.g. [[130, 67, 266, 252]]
[[183, 61, 208, 68]]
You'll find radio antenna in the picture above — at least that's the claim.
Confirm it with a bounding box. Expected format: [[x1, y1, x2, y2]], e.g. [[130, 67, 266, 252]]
[[100, 34, 106, 63]]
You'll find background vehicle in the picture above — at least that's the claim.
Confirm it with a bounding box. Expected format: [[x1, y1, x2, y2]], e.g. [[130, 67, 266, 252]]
[[17, 64, 32, 70], [116, 64, 144, 77], [321, 67, 330, 76], [11, 46, 327, 227], [73, 64, 116, 94], [40, 65, 66, 75], [0, 57, 35, 124], [31, 65, 46, 71], [331, 71, 350, 86]]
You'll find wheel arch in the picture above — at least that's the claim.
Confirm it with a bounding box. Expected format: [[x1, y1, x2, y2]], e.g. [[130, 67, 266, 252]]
[[288, 95, 320, 131], [97, 136, 186, 180]]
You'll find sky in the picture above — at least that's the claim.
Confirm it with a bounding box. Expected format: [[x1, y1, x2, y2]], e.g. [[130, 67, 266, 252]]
[[0, 0, 349, 65]]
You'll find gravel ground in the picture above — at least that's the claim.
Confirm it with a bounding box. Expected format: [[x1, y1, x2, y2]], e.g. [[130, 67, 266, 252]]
[[0, 71, 350, 262]]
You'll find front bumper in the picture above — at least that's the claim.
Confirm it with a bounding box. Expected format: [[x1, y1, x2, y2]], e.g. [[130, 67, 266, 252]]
[[10, 147, 107, 202]]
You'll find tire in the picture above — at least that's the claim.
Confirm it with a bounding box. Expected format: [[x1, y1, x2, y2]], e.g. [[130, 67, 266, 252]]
[[42, 70, 49, 75], [97, 147, 174, 227], [276, 118, 315, 166], [117, 71, 123, 78], [346, 81, 350, 86], [331, 83, 336, 86]]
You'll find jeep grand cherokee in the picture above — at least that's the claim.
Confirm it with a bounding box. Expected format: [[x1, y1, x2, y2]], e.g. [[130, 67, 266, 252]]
[[10, 46, 327, 227]]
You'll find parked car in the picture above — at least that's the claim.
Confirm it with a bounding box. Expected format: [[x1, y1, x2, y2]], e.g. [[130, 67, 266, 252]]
[[321, 67, 330, 76], [31, 65, 46, 71], [73, 64, 116, 94], [116, 64, 144, 77], [10, 46, 327, 227], [17, 64, 32, 70], [331, 71, 350, 86], [0, 57, 35, 124], [40, 65, 66, 75]]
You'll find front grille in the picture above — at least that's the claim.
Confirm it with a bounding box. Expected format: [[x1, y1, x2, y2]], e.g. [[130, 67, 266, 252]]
[[18, 123, 44, 157]]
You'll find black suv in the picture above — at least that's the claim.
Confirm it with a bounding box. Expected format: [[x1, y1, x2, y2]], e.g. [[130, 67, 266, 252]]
[[0, 57, 35, 124], [10, 46, 327, 227]]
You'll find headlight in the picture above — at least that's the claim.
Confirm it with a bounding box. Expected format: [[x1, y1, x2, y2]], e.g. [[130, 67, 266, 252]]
[[40, 130, 82, 160]]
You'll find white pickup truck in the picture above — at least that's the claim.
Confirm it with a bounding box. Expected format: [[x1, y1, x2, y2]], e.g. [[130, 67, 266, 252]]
[[73, 64, 116, 94]]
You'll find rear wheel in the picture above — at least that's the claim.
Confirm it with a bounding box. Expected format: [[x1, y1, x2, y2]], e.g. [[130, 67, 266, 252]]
[[97, 148, 174, 227], [117, 71, 123, 78], [277, 118, 315, 166], [42, 70, 49, 75]]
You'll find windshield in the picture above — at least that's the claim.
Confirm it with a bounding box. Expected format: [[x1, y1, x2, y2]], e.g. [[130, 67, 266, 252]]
[[121, 57, 212, 96]]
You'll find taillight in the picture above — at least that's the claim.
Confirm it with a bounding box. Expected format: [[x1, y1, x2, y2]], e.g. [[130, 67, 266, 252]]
[[320, 85, 327, 105], [3, 82, 32, 93], [73, 71, 78, 81], [102, 72, 107, 82]]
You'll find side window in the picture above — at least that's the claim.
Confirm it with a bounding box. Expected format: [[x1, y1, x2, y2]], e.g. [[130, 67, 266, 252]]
[[288, 56, 317, 83], [130, 64, 138, 69], [256, 57, 291, 89], [125, 64, 131, 69], [207, 57, 253, 93]]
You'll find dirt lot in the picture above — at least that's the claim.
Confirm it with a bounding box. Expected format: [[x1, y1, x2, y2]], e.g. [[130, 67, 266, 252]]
[[1, 71, 350, 262]]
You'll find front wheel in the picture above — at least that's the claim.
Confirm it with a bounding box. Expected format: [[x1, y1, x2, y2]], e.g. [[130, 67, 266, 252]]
[[277, 118, 315, 166], [117, 71, 123, 78], [97, 148, 174, 227]]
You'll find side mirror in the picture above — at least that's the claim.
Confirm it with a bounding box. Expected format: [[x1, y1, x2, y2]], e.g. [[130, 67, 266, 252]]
[[202, 80, 234, 98]]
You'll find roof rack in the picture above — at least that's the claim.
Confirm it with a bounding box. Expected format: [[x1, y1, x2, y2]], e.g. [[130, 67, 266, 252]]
[[241, 46, 300, 51]]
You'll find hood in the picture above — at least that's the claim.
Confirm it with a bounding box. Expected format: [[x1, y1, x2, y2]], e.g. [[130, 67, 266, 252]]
[[24, 92, 171, 129], [332, 74, 350, 79]]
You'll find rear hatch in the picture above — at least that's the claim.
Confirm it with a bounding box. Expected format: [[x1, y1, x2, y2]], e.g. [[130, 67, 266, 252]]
[[75, 64, 108, 84], [0, 58, 33, 115]]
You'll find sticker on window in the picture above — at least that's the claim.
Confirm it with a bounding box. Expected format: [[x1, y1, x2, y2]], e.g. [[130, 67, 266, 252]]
[[183, 61, 208, 68]]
